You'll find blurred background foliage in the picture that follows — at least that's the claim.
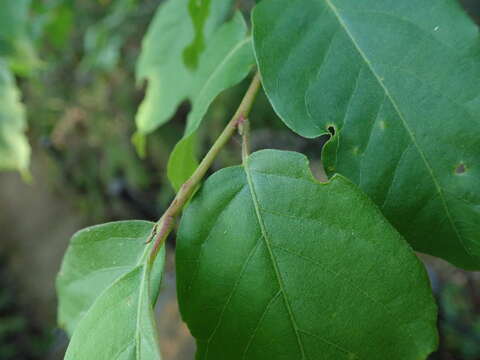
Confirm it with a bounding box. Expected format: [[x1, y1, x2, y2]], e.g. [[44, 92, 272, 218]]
[[0, 0, 479, 359]]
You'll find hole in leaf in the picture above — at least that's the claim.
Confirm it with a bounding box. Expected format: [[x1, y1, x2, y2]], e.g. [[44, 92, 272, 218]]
[[455, 163, 466, 174], [327, 125, 336, 137]]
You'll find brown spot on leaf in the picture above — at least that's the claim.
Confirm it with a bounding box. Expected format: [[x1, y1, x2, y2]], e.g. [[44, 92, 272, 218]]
[[455, 163, 466, 174]]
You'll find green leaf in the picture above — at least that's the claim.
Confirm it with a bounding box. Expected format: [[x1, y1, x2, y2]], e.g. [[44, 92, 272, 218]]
[[252, 0, 480, 269], [0, 62, 30, 176], [183, 0, 212, 69], [167, 134, 198, 191], [167, 14, 255, 190], [64, 264, 163, 360], [56, 220, 165, 336], [135, 0, 233, 135], [177, 149, 438, 359], [41, 3, 74, 50], [0, 0, 39, 75], [81, 0, 137, 72], [0, 0, 30, 56]]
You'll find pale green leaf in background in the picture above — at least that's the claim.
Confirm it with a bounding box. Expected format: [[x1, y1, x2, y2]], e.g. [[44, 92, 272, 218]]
[[134, 0, 233, 139], [177, 149, 438, 360], [56, 220, 165, 336], [81, 0, 138, 72], [0, 0, 39, 75], [0, 62, 30, 177], [0, 0, 30, 55], [33, 1, 74, 50], [252, 0, 480, 269], [183, 0, 212, 69], [167, 14, 255, 190]]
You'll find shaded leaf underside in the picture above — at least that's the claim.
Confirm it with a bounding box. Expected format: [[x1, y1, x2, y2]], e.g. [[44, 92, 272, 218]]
[[64, 265, 162, 360], [58, 221, 166, 359], [57, 221, 164, 336]]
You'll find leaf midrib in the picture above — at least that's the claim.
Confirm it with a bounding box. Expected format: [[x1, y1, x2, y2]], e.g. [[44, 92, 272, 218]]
[[194, 37, 250, 103], [323, 0, 469, 255], [134, 242, 160, 359], [135, 264, 157, 359], [187, 37, 251, 135], [242, 157, 306, 359]]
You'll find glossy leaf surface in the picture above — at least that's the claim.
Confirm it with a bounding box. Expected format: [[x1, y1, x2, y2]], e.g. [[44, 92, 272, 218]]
[[177, 149, 438, 359], [168, 14, 254, 190], [57, 220, 165, 336], [253, 0, 480, 269]]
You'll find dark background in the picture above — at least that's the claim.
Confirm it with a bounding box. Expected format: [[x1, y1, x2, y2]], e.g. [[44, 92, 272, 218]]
[[0, 0, 479, 359]]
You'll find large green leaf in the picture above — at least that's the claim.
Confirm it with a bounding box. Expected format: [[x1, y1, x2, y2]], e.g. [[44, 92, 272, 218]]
[[177, 149, 438, 359], [167, 14, 255, 190], [56, 220, 165, 336], [252, 0, 480, 269], [64, 264, 163, 360], [0, 62, 30, 176], [135, 0, 233, 136]]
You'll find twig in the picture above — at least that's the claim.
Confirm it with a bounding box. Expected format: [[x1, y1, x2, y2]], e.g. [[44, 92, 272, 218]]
[[239, 117, 250, 162], [148, 72, 262, 263]]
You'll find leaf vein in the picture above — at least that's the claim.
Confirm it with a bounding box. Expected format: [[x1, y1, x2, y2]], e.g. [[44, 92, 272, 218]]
[[358, 95, 385, 188], [184, 185, 248, 298], [380, 144, 412, 209], [204, 237, 264, 359], [241, 289, 282, 359], [324, 0, 470, 257], [243, 158, 306, 359], [298, 329, 358, 359]]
